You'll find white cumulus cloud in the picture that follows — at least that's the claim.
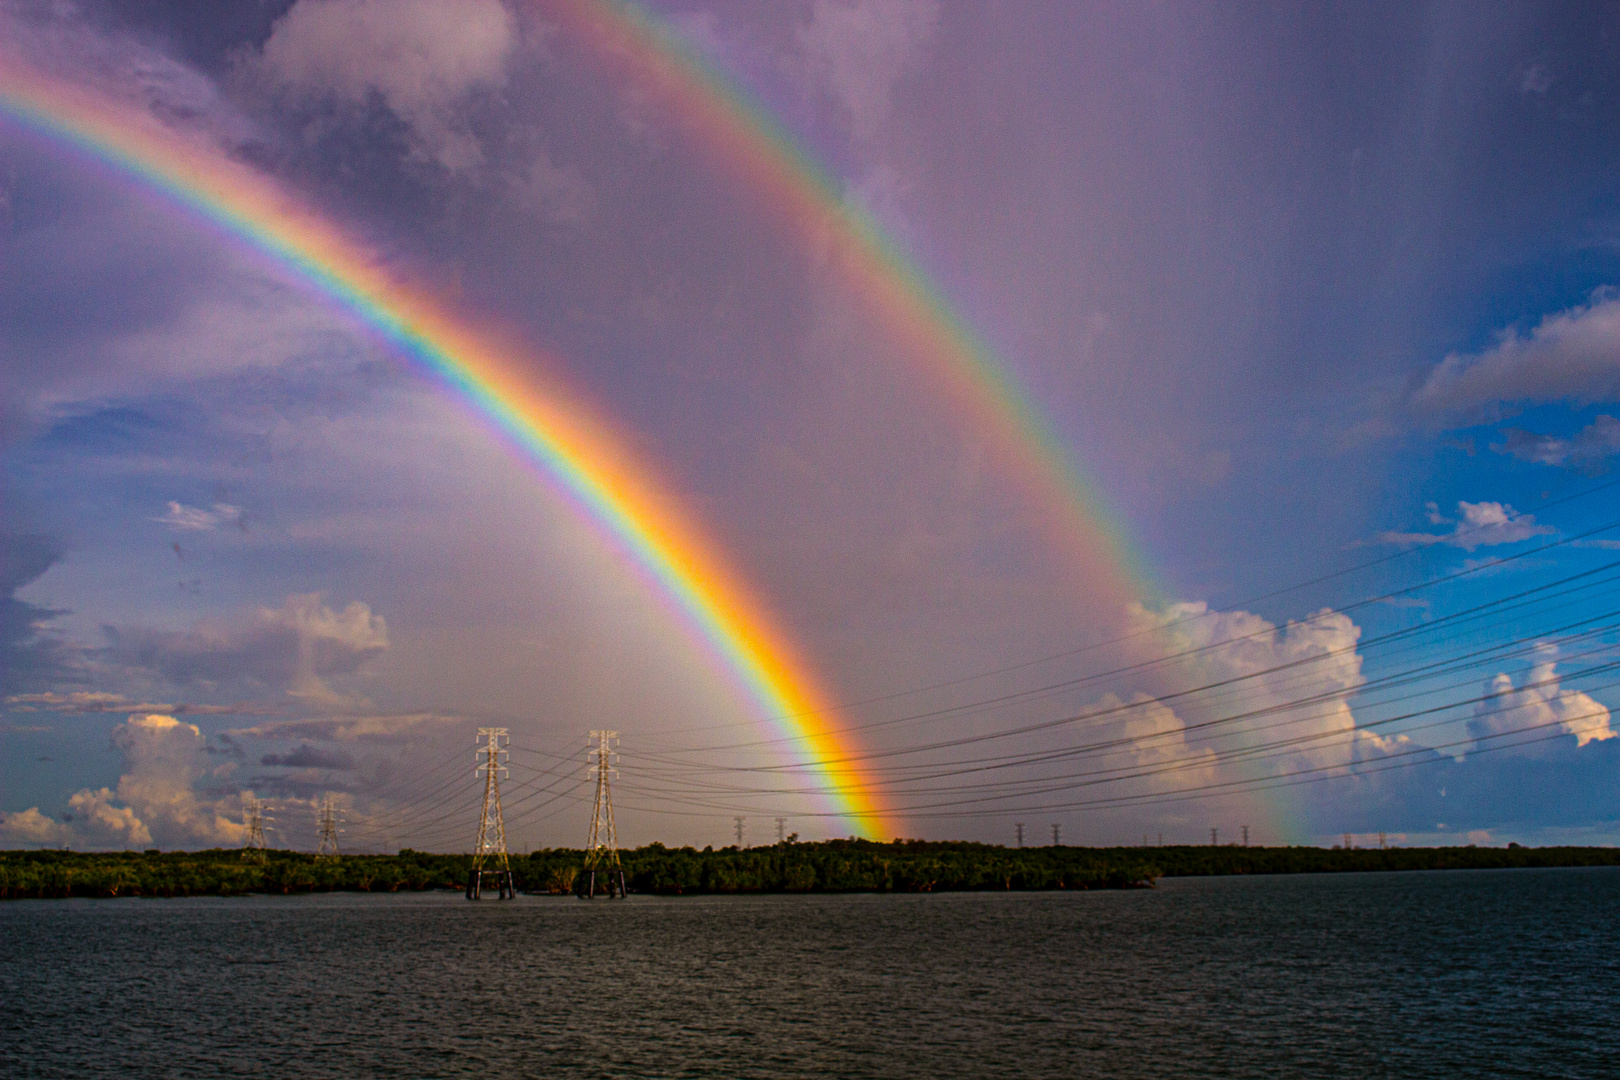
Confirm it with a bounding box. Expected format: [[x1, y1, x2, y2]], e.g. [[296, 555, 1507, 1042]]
[[1074, 601, 1386, 798], [258, 0, 516, 172], [154, 501, 244, 531], [105, 593, 388, 705], [1412, 292, 1620, 419], [4, 713, 249, 850], [796, 0, 940, 143], [1378, 500, 1554, 550], [0, 806, 76, 847], [1468, 644, 1614, 753]]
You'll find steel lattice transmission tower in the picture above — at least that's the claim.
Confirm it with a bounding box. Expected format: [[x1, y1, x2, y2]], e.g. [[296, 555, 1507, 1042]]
[[581, 730, 626, 899], [315, 795, 342, 860], [467, 727, 515, 900], [241, 797, 269, 862]]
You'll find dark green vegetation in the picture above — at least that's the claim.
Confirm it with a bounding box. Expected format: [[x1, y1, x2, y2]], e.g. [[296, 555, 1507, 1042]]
[[2, 840, 1616, 900]]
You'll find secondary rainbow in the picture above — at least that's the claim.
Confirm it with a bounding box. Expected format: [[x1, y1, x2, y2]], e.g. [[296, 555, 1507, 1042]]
[[555, 0, 1160, 612], [0, 59, 890, 837]]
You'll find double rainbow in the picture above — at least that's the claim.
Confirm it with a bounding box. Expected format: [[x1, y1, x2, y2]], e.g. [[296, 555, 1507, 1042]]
[[3, 1, 1158, 840]]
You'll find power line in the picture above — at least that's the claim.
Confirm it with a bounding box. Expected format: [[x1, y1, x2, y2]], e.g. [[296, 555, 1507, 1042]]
[[640, 500, 1620, 746]]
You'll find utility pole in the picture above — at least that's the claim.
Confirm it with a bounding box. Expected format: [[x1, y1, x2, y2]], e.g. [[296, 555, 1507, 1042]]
[[1241, 825, 1249, 847], [1379, 831, 1387, 850], [581, 730, 625, 899], [315, 795, 341, 861], [1015, 822, 1025, 848], [775, 817, 787, 845], [1210, 827, 1218, 847], [241, 797, 268, 863], [466, 727, 514, 900], [734, 817, 746, 847], [1050, 823, 1061, 847]]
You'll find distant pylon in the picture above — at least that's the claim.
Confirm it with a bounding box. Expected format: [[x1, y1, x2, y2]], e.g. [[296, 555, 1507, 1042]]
[[315, 796, 341, 860], [1241, 824, 1250, 847], [241, 797, 268, 862], [1210, 827, 1218, 847], [1051, 823, 1061, 847], [581, 730, 625, 899], [1015, 822, 1025, 848], [734, 816, 746, 846], [775, 817, 787, 844], [466, 728, 514, 900]]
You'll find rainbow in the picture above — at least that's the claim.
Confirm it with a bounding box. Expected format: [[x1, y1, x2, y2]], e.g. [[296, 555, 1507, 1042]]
[[556, 0, 1159, 610], [0, 59, 890, 836]]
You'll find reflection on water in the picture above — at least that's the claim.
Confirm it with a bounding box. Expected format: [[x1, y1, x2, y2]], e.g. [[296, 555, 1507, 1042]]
[[2, 866, 1616, 1078]]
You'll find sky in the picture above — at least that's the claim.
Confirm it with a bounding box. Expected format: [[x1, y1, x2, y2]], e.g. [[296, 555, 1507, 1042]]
[[3, 0, 1620, 852]]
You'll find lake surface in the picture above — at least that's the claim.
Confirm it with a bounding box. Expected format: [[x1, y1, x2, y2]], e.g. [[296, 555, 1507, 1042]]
[[2, 867, 1616, 1078]]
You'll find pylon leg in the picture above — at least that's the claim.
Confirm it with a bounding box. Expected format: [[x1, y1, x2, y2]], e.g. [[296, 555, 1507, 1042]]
[[618, 870, 627, 898]]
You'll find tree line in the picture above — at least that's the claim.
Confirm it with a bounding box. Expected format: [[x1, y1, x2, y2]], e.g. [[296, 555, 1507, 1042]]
[[2, 839, 1615, 900]]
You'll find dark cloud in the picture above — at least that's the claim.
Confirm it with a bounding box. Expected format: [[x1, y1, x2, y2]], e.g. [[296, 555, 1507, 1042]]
[[0, 532, 81, 699], [102, 593, 386, 698], [260, 743, 355, 770], [1493, 415, 1620, 467], [3, 691, 274, 715], [87, 0, 294, 76], [0, 532, 60, 594], [228, 711, 458, 744]]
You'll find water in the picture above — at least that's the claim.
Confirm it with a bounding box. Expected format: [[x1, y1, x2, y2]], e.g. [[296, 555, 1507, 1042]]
[[2, 867, 1616, 1078]]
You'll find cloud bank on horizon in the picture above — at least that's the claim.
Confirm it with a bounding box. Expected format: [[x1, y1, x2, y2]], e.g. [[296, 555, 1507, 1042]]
[[4, 0, 1620, 850]]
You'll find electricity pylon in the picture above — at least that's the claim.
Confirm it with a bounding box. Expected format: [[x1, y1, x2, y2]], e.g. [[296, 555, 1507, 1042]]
[[467, 727, 514, 900], [581, 730, 625, 899], [241, 797, 268, 862], [315, 796, 342, 860]]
